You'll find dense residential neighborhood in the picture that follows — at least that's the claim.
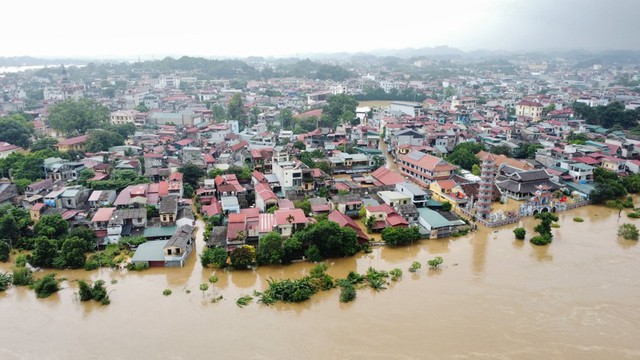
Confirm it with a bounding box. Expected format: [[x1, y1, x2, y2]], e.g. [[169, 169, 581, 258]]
[[0, 53, 640, 270]]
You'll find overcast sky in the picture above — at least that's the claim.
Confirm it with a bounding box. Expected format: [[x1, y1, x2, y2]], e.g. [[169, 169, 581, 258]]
[[2, 0, 639, 59]]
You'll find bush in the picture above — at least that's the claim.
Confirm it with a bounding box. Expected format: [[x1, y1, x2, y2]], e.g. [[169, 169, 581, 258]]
[[339, 282, 356, 303], [78, 279, 110, 305], [573, 217, 584, 222], [305, 245, 323, 263], [0, 272, 12, 291], [0, 240, 10, 262], [530, 235, 552, 246], [408, 261, 422, 273], [389, 268, 403, 281], [15, 254, 28, 267], [427, 256, 443, 269], [127, 262, 149, 271], [551, 223, 560, 228], [12, 267, 33, 286], [618, 223, 639, 240], [84, 260, 99, 271], [513, 227, 526, 240], [163, 289, 172, 296], [33, 274, 60, 298], [627, 212, 640, 219], [201, 247, 228, 268]]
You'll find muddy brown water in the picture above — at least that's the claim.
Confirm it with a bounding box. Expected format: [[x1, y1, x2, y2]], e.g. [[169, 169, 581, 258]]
[[1, 207, 640, 359]]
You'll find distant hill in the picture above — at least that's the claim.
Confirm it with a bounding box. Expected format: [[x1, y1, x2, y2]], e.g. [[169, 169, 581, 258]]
[[0, 56, 90, 67]]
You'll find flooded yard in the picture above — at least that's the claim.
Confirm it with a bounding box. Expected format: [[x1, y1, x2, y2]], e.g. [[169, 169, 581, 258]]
[[1, 206, 640, 359]]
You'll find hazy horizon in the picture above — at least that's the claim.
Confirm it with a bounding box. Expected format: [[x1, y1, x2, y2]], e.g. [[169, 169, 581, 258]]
[[3, 0, 640, 59]]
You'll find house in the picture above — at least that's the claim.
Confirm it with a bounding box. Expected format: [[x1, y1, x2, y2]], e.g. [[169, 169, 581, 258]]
[[377, 191, 411, 208], [87, 190, 117, 208], [515, 100, 543, 120], [398, 151, 457, 187], [30, 203, 48, 222], [418, 208, 466, 239], [271, 146, 303, 191], [395, 182, 429, 207], [0, 142, 20, 158], [309, 197, 332, 215], [91, 207, 116, 239], [159, 195, 178, 226], [0, 182, 18, 205], [330, 194, 362, 218], [495, 168, 561, 200], [274, 208, 308, 237], [226, 213, 247, 247], [56, 135, 90, 152], [328, 210, 369, 244], [59, 186, 89, 209], [254, 182, 278, 213], [429, 179, 469, 210], [113, 208, 147, 235], [370, 166, 405, 186], [168, 171, 184, 198], [25, 179, 54, 197], [364, 204, 409, 232], [131, 224, 195, 267], [397, 204, 420, 226], [220, 196, 240, 214]]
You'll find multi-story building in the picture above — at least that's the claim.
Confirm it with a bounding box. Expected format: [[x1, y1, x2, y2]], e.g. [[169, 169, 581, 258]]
[[398, 151, 457, 187], [271, 146, 303, 191], [515, 100, 544, 120]]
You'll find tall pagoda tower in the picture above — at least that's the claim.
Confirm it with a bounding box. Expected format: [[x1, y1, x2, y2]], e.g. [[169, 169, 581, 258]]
[[476, 153, 495, 219]]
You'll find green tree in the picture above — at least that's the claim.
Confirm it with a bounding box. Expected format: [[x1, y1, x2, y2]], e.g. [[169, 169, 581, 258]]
[[618, 223, 639, 240], [322, 94, 358, 128], [293, 220, 359, 259], [447, 142, 484, 170], [230, 245, 256, 269], [381, 227, 420, 246], [59, 236, 87, 269], [34, 213, 69, 239], [278, 108, 294, 130], [0, 114, 35, 148], [77, 169, 95, 186], [257, 232, 283, 265], [68, 226, 97, 251], [427, 256, 444, 269], [0, 215, 19, 246], [78, 280, 93, 301], [33, 274, 60, 298], [0, 272, 11, 292], [228, 93, 247, 128], [606, 199, 625, 218], [0, 240, 9, 262], [47, 99, 109, 135], [178, 164, 205, 188], [200, 247, 228, 268], [11, 267, 33, 286], [85, 129, 125, 152], [513, 227, 526, 240], [199, 283, 209, 298], [281, 236, 303, 264], [294, 198, 311, 215], [471, 164, 481, 176], [30, 237, 58, 268], [441, 201, 452, 212], [135, 103, 150, 112]]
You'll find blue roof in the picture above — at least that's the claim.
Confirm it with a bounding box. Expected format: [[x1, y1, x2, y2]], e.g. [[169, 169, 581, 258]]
[[131, 240, 168, 262]]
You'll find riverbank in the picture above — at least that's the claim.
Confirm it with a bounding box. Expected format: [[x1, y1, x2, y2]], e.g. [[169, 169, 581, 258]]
[[1, 205, 639, 359]]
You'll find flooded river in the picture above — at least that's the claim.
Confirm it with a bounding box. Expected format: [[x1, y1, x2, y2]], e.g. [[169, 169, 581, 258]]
[[1, 206, 640, 359]]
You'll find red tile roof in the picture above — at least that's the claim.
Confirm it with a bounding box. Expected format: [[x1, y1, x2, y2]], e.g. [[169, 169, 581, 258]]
[[58, 135, 89, 146], [274, 208, 308, 225]]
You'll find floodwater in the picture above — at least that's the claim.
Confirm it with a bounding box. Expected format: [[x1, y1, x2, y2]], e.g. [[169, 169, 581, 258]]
[[1, 206, 640, 359]]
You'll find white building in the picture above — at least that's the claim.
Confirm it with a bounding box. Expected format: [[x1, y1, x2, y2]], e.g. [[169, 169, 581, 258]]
[[271, 147, 302, 191]]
